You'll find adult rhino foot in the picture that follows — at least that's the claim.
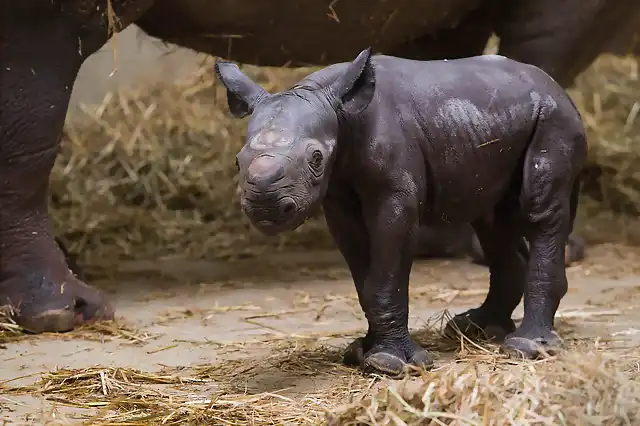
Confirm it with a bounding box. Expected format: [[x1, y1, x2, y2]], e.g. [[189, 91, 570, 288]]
[[1, 273, 113, 334], [343, 335, 433, 378], [445, 307, 516, 343], [502, 328, 564, 359], [1, 235, 112, 334]]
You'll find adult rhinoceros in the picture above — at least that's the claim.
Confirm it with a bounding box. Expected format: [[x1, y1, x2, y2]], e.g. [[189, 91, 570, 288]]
[[0, 0, 638, 334]]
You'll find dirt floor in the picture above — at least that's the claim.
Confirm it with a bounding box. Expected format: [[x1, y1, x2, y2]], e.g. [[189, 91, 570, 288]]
[[1, 243, 640, 424]]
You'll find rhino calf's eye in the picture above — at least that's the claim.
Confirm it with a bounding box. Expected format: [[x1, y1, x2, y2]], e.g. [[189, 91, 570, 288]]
[[311, 150, 323, 168]]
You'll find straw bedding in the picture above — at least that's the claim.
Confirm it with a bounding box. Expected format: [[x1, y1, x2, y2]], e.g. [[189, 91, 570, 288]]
[[572, 54, 640, 215], [328, 350, 640, 425]]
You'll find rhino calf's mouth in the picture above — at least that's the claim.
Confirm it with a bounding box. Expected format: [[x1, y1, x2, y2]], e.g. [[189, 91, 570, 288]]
[[243, 194, 302, 235]]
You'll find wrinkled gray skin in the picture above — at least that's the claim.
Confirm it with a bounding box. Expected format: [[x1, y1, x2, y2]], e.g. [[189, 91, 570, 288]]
[[215, 49, 587, 377], [54, 238, 85, 282]]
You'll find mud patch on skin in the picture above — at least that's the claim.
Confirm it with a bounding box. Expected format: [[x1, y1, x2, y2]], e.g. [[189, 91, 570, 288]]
[[433, 97, 523, 142]]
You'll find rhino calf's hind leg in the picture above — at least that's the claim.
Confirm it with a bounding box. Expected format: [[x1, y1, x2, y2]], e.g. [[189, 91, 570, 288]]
[[445, 202, 525, 343], [502, 121, 586, 359], [0, 5, 114, 333]]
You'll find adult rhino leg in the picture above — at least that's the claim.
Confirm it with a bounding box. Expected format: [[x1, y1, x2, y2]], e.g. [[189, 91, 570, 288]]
[[0, 5, 109, 333], [0, 1, 152, 333]]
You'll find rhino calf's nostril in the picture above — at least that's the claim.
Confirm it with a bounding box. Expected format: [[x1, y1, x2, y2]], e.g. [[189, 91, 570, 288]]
[[281, 199, 296, 215]]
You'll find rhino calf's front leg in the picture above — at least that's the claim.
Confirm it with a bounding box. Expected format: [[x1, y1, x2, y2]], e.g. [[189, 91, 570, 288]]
[[333, 191, 432, 377]]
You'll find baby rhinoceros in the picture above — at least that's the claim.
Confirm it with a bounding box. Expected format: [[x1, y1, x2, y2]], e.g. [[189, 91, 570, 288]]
[[215, 48, 587, 378]]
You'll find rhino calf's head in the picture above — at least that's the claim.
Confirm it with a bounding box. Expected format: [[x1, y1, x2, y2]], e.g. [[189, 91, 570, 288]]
[[215, 48, 375, 235]]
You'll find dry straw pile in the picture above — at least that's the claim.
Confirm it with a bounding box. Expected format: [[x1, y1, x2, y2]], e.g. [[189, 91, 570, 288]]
[[326, 315, 640, 425], [5, 339, 357, 425], [571, 54, 640, 215], [0, 306, 22, 344], [329, 349, 640, 425], [50, 52, 640, 268]]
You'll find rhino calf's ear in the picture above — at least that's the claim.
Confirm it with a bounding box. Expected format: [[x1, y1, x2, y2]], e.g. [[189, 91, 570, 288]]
[[329, 47, 376, 116], [214, 60, 268, 118]]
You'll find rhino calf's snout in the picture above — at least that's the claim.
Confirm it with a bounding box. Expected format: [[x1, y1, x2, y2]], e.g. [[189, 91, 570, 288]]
[[242, 196, 299, 232], [240, 154, 304, 233]]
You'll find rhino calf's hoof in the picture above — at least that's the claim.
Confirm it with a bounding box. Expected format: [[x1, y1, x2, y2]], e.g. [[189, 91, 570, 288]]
[[445, 307, 516, 343], [502, 329, 564, 359], [343, 335, 433, 378]]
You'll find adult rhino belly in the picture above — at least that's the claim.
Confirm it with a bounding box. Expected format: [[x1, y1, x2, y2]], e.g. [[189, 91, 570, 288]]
[[136, 0, 482, 66]]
